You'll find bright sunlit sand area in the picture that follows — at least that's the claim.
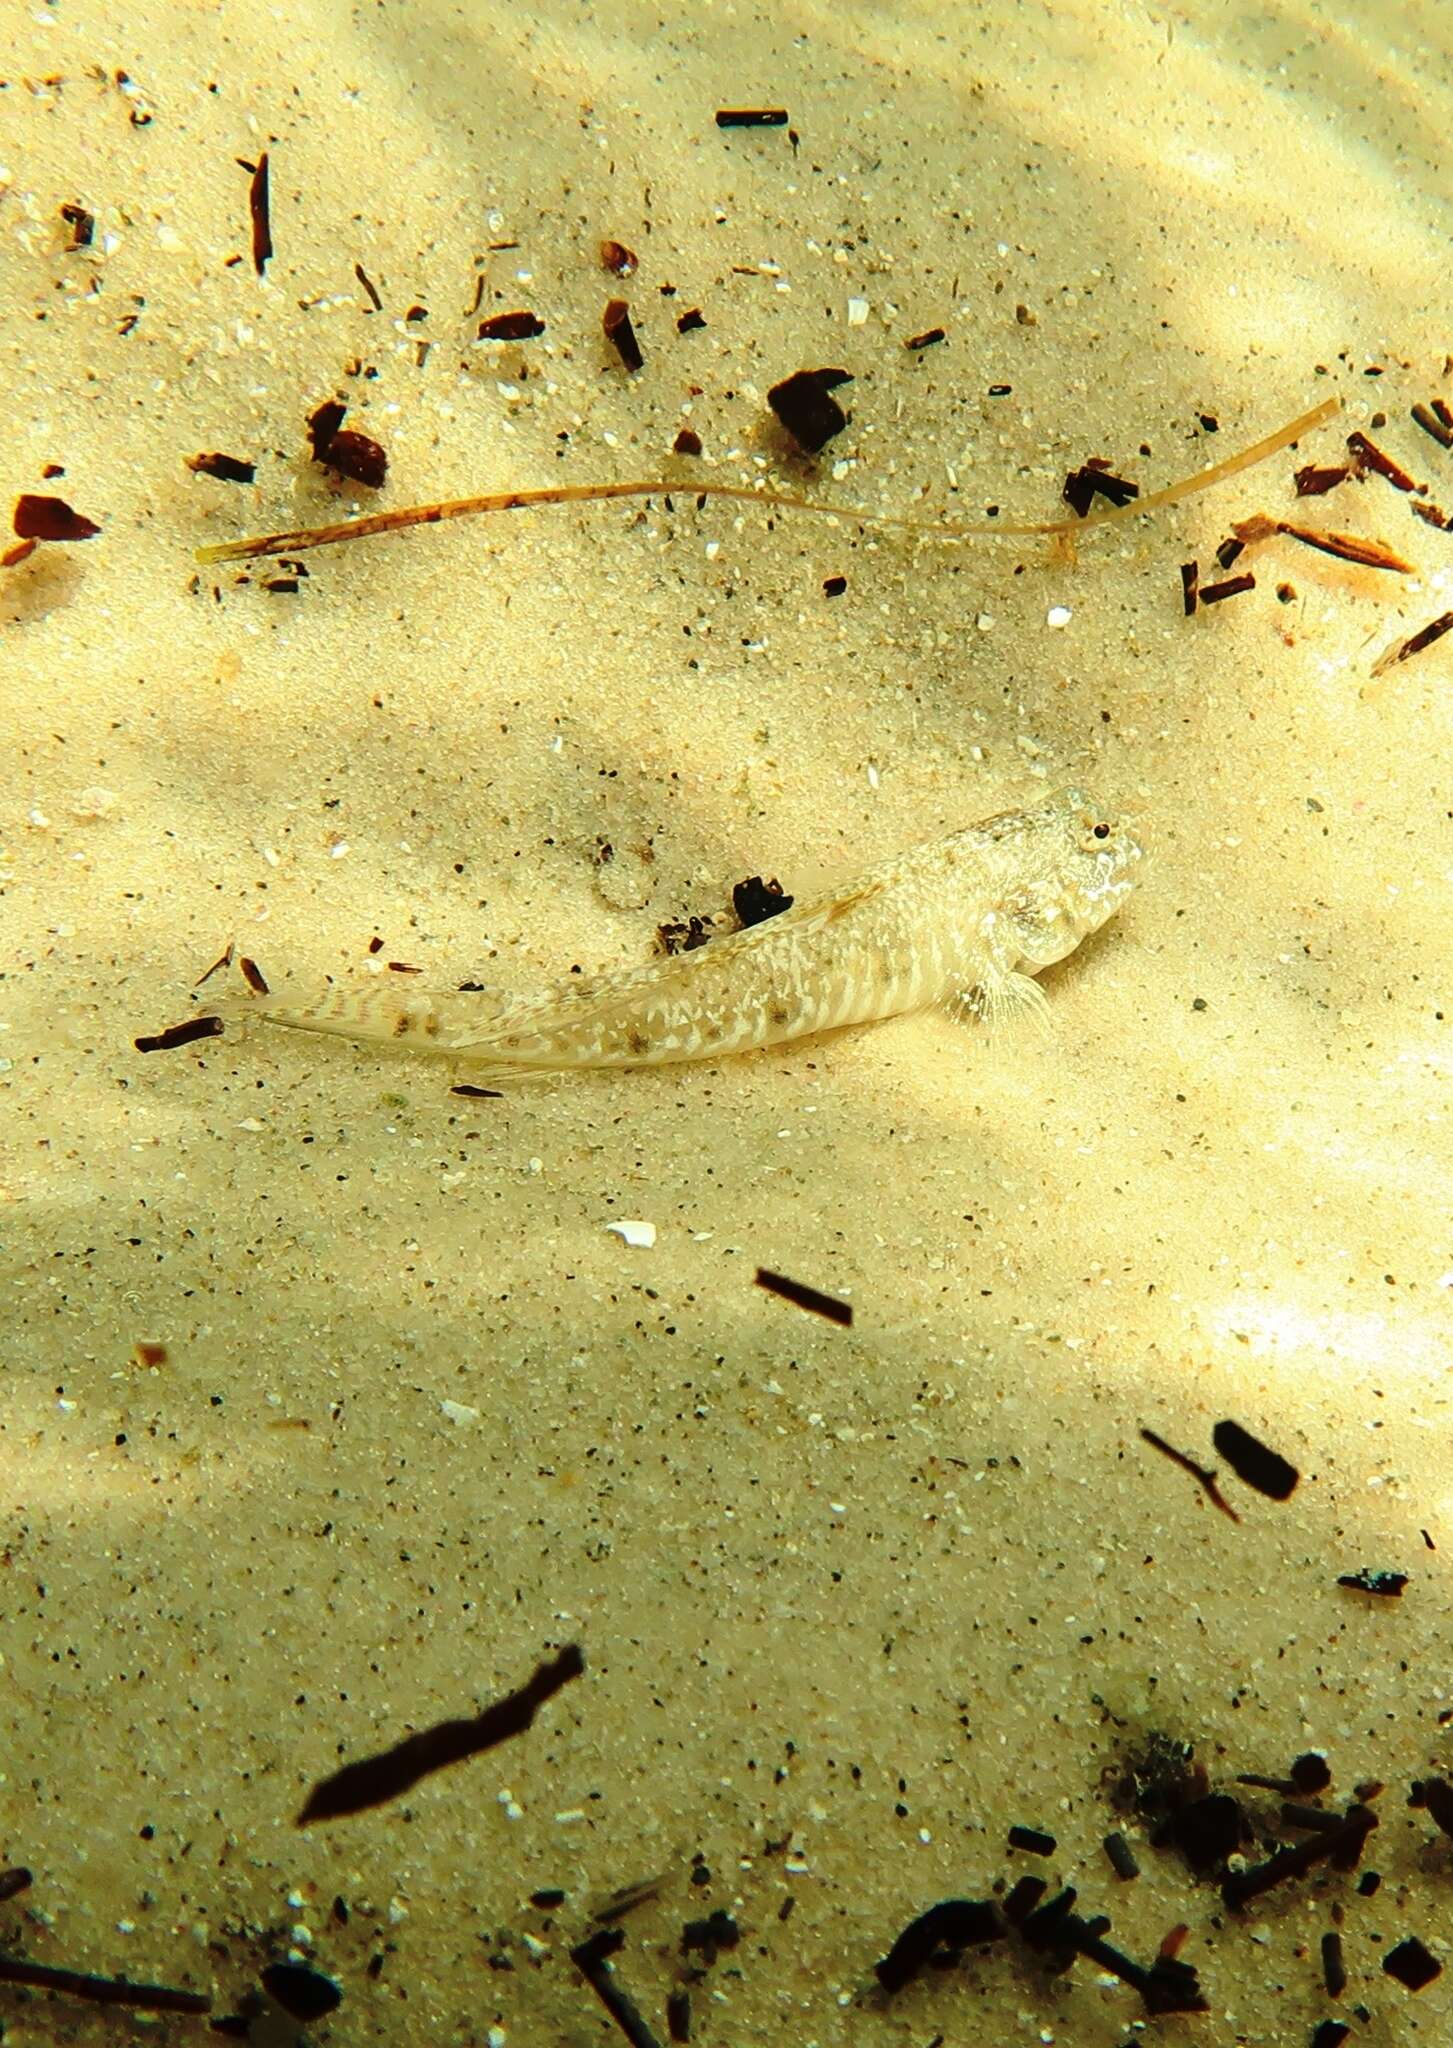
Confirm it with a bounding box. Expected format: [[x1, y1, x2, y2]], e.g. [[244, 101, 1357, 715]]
[[2, 0, 1451, 2041]]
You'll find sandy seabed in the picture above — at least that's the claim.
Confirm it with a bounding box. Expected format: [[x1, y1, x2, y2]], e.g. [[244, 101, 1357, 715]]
[[2, 1, 1451, 2042]]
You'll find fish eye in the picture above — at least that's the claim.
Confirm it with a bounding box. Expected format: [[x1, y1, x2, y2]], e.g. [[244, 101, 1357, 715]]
[[1092, 821, 1111, 840]]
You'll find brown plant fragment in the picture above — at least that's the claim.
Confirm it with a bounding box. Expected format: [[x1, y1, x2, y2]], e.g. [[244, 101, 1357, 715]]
[[324, 430, 388, 489], [1064, 462, 1139, 515], [477, 309, 545, 340], [600, 239, 637, 276], [1409, 403, 1453, 449], [134, 1015, 225, 1053], [13, 494, 101, 541], [187, 451, 257, 484], [1347, 430, 1423, 493], [603, 297, 643, 371], [60, 201, 94, 249], [1232, 513, 1413, 574], [1198, 572, 1255, 606], [1370, 609, 1453, 676], [247, 151, 272, 275], [1294, 462, 1350, 496]]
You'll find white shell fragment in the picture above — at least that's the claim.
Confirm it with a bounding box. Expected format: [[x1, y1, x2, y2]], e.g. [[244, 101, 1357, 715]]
[[606, 1218, 657, 1248]]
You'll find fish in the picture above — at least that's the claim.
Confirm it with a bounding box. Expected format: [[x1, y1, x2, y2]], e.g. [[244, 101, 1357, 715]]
[[209, 785, 1143, 1085]]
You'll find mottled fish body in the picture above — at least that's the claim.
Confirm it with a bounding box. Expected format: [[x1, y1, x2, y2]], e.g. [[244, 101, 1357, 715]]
[[214, 786, 1142, 1083]]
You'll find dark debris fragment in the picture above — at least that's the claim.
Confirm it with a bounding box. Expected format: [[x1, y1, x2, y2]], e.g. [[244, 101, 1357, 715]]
[[1337, 1568, 1407, 1598], [754, 1268, 852, 1328], [1347, 430, 1423, 493], [1063, 462, 1140, 516], [570, 1928, 664, 2048], [874, 1898, 1004, 1993], [186, 451, 257, 484], [246, 152, 272, 275], [1221, 1802, 1378, 1910], [603, 298, 643, 372], [1410, 1774, 1453, 1840], [680, 1910, 739, 1964], [731, 875, 792, 927], [1008, 1825, 1055, 1856], [1198, 571, 1256, 606], [60, 201, 95, 248], [655, 915, 715, 956], [135, 1015, 225, 1053], [13, 493, 101, 542], [0, 1954, 210, 2015], [1212, 1418, 1298, 1500], [1294, 462, 1352, 496], [1159, 1792, 1246, 1875], [306, 397, 387, 488], [601, 239, 638, 276], [260, 1962, 342, 2023], [1321, 1930, 1346, 1999], [1371, 609, 1453, 677], [478, 310, 546, 341], [1383, 1936, 1441, 1992], [767, 367, 852, 454], [297, 1642, 584, 1825], [1411, 401, 1453, 449]]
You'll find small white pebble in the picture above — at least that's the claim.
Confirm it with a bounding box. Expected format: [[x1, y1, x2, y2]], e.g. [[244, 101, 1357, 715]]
[[845, 296, 869, 325], [488, 2029, 508, 2048], [606, 1218, 656, 1248], [440, 1399, 480, 1425], [70, 786, 118, 820], [1046, 605, 1072, 629]]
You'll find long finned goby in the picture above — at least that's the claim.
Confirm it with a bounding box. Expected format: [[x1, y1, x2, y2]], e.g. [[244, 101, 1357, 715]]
[[212, 786, 1143, 1084]]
